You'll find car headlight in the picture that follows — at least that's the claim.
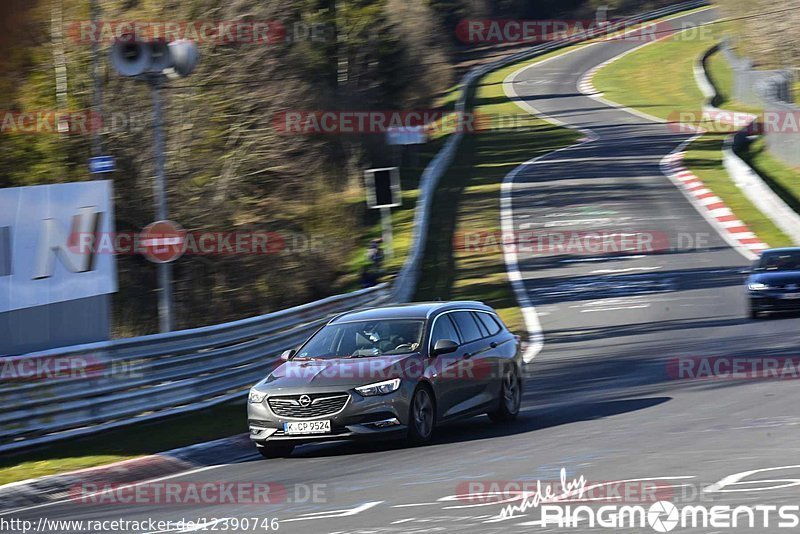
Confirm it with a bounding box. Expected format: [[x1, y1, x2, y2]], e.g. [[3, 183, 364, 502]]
[[355, 378, 401, 397], [748, 282, 769, 291], [248, 389, 267, 404]]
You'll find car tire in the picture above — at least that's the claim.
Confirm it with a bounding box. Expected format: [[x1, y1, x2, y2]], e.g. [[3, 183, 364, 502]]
[[489, 365, 521, 423], [407, 385, 436, 445], [257, 442, 295, 459], [749, 301, 763, 320]]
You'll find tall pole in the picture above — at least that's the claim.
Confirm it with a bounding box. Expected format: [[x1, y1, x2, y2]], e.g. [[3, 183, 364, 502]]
[[380, 206, 394, 260], [151, 78, 174, 332], [335, 0, 347, 87], [90, 0, 102, 156], [52, 0, 69, 135], [109, 40, 198, 334]]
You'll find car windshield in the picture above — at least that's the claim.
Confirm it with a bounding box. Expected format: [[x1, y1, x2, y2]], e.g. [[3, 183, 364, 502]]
[[295, 319, 425, 359], [754, 251, 800, 272]]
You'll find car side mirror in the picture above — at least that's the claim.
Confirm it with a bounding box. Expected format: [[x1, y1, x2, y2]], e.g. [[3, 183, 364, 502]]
[[432, 339, 459, 356], [280, 349, 296, 361]]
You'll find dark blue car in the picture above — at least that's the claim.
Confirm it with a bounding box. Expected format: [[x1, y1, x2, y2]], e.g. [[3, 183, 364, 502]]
[[746, 248, 800, 319]]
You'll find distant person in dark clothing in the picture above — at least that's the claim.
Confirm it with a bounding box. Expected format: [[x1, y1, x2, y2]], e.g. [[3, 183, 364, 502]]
[[367, 238, 385, 271], [360, 265, 377, 288], [362, 239, 385, 286]]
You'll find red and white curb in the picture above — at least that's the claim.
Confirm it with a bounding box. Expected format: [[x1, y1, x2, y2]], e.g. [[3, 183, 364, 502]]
[[577, 26, 681, 124], [578, 65, 601, 95], [661, 150, 767, 259]]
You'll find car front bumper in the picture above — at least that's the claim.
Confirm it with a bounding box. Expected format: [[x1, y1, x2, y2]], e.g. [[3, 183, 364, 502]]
[[750, 292, 800, 311], [247, 388, 412, 444]]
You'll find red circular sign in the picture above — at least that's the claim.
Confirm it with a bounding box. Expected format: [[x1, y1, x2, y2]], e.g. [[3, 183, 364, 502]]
[[140, 220, 186, 263]]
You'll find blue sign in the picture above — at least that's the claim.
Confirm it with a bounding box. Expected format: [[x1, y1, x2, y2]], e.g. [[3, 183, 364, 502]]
[[89, 156, 115, 174]]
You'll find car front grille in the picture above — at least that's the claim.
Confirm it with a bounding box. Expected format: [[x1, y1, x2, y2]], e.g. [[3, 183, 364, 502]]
[[268, 393, 350, 419]]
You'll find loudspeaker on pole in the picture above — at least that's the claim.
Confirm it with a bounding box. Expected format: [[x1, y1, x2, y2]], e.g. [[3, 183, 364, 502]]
[[110, 38, 199, 78]]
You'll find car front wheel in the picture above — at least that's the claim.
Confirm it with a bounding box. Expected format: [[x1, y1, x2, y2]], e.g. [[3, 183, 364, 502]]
[[749, 300, 763, 320], [407, 386, 435, 444]]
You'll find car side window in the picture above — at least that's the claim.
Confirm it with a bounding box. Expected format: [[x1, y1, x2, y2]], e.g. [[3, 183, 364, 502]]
[[476, 312, 502, 336], [452, 311, 482, 343], [430, 314, 460, 352], [471, 312, 489, 337]]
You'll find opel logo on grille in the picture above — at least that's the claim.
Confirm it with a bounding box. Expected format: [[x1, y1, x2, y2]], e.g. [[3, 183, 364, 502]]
[[298, 395, 312, 407]]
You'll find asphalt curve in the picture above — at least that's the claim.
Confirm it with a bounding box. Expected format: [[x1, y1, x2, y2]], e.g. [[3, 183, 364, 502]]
[[7, 9, 800, 534]]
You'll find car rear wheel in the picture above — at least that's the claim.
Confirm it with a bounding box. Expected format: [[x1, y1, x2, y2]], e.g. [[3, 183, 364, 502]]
[[407, 386, 435, 444], [257, 442, 295, 458], [489, 366, 521, 423]]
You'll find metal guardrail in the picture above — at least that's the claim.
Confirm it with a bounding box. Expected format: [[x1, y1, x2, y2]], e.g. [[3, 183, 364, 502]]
[[717, 40, 800, 167], [0, 284, 390, 453], [697, 46, 800, 245], [0, 0, 707, 454]]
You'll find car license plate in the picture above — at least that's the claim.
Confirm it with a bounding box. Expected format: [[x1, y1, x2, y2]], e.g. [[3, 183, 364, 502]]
[[783, 293, 800, 299], [283, 420, 331, 435]]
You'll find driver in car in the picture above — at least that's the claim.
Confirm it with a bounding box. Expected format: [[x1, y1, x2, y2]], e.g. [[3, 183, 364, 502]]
[[355, 322, 421, 355]]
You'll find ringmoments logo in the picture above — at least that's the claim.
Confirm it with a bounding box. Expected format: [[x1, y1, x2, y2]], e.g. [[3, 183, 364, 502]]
[[526, 502, 800, 530], [490, 468, 800, 531], [648, 501, 679, 532]]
